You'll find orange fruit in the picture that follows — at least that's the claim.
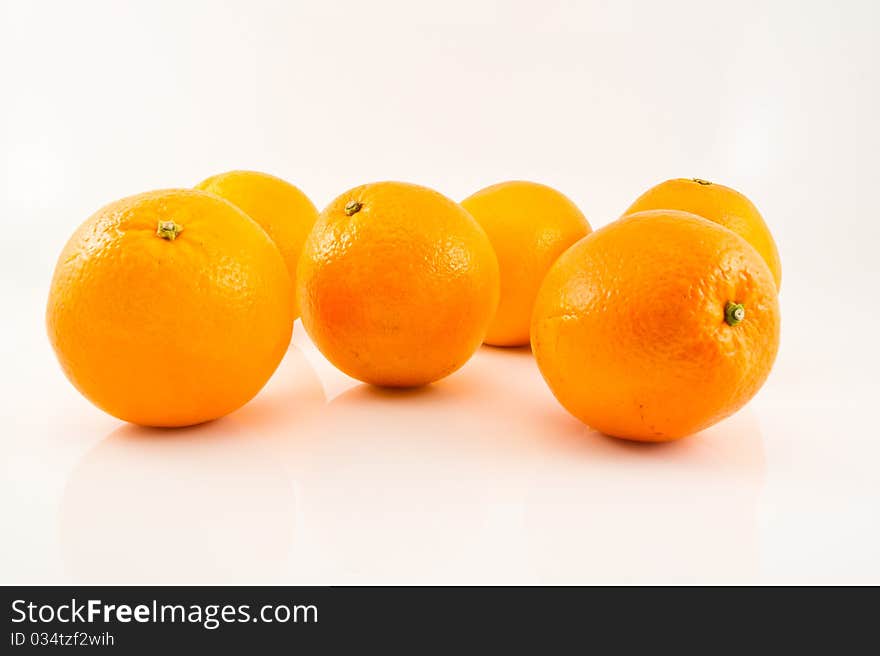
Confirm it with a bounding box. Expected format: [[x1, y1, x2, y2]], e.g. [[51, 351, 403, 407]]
[[531, 210, 780, 441], [297, 181, 499, 387], [195, 170, 318, 315], [461, 181, 591, 346], [47, 189, 293, 427], [624, 177, 781, 287]]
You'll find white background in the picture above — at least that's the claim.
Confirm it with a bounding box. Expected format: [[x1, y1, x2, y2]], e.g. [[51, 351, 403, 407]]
[[1, 0, 878, 583]]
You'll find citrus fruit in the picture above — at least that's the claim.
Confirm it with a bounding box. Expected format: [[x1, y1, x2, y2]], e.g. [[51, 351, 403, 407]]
[[531, 210, 780, 441], [624, 177, 781, 287], [297, 181, 499, 387], [195, 170, 318, 315], [47, 189, 293, 427], [461, 180, 591, 346]]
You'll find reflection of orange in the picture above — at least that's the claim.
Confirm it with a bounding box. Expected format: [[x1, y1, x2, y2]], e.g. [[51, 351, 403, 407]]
[[196, 170, 318, 316], [291, 383, 492, 581], [297, 182, 499, 387], [46, 189, 292, 426], [624, 177, 781, 287], [531, 210, 780, 441], [61, 423, 296, 584], [461, 181, 591, 346], [524, 410, 766, 583]]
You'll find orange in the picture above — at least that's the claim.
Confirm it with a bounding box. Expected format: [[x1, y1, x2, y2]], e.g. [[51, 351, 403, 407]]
[[195, 170, 318, 315], [531, 210, 780, 441], [624, 177, 781, 287], [46, 189, 293, 427], [297, 181, 499, 387], [461, 181, 591, 346]]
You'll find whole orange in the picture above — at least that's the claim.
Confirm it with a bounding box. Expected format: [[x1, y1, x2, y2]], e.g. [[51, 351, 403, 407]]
[[297, 181, 499, 387], [624, 177, 781, 287], [195, 170, 318, 316], [461, 181, 591, 347], [47, 189, 293, 427], [531, 210, 780, 441]]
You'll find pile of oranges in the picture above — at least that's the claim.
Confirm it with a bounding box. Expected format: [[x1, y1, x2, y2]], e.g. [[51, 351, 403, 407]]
[[47, 173, 780, 442]]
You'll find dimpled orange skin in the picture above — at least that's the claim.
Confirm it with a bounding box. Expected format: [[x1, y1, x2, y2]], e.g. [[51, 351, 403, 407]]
[[46, 189, 293, 427], [531, 210, 780, 441], [195, 170, 318, 317], [461, 181, 591, 347], [624, 178, 781, 288], [297, 181, 500, 387]]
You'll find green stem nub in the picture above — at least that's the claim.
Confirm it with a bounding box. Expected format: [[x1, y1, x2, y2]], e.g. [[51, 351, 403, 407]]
[[157, 220, 184, 240], [725, 302, 746, 326], [692, 178, 713, 186], [344, 200, 363, 216]]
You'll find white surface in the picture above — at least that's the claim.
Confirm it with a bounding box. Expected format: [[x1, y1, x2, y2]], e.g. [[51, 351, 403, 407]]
[[1, 0, 879, 584]]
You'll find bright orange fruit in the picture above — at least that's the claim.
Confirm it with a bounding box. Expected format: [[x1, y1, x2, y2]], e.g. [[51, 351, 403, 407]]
[[196, 170, 318, 316], [297, 181, 499, 387], [47, 189, 293, 426], [531, 210, 780, 441], [624, 177, 781, 287], [461, 181, 591, 347]]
